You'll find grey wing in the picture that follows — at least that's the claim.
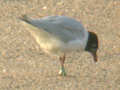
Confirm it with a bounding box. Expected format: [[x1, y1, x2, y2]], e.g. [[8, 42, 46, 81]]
[[53, 16, 86, 39], [19, 15, 86, 43]]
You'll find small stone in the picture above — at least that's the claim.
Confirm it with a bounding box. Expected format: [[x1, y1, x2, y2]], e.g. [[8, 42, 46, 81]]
[[42, 6, 47, 10], [3, 69, 7, 73]]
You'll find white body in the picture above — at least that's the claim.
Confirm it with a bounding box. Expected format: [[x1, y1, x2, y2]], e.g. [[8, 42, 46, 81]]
[[20, 16, 89, 55]]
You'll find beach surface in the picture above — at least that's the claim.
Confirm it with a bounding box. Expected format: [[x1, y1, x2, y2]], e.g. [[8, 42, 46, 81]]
[[0, 0, 120, 90]]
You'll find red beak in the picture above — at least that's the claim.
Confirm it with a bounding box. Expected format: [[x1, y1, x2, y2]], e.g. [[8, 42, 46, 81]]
[[91, 52, 98, 62]]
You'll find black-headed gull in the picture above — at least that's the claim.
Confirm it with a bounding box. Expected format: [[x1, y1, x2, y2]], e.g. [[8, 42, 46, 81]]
[[19, 15, 99, 76]]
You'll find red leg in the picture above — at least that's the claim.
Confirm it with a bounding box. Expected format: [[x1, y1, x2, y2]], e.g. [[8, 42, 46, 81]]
[[59, 54, 65, 67], [59, 54, 66, 76]]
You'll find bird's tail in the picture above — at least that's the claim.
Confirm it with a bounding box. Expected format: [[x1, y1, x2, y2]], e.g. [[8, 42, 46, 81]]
[[18, 15, 54, 39], [18, 15, 32, 24]]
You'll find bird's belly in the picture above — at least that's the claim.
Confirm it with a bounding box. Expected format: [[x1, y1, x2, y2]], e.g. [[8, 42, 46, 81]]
[[36, 38, 65, 55], [40, 41, 63, 54], [32, 31, 86, 55]]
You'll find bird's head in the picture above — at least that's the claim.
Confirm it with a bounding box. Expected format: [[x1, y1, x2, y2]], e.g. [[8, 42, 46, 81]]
[[85, 31, 99, 62]]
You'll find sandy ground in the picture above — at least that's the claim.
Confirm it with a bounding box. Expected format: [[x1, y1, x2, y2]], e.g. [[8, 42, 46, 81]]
[[0, 0, 120, 90]]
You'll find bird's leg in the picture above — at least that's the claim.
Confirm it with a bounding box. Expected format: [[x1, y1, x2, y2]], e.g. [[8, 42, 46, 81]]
[[59, 54, 66, 76]]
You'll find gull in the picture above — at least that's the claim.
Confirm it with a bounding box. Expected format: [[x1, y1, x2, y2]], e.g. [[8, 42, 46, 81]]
[[19, 15, 99, 76]]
